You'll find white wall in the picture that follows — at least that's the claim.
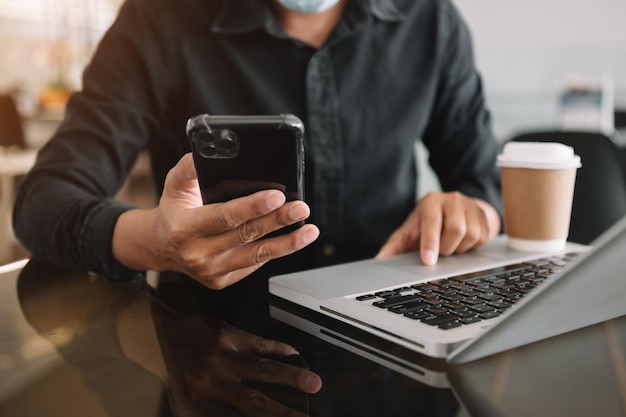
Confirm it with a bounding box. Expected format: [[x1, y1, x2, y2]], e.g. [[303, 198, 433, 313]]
[[453, 0, 626, 141]]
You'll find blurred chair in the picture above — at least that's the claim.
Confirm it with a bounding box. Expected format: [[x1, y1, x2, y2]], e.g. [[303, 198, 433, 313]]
[[0, 94, 27, 149], [615, 109, 626, 129], [510, 131, 626, 245]]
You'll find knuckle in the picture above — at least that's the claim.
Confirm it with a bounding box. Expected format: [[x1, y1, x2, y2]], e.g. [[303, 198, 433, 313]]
[[200, 274, 228, 290], [180, 250, 205, 272], [253, 243, 273, 264], [257, 358, 278, 382], [242, 390, 269, 417], [167, 223, 188, 248], [445, 222, 466, 239], [238, 221, 261, 243], [465, 224, 481, 243], [213, 205, 240, 230]]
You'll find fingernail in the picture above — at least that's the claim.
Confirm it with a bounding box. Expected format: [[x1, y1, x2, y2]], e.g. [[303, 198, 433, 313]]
[[424, 249, 438, 266], [302, 227, 319, 245], [289, 203, 309, 220], [306, 375, 322, 392], [267, 192, 286, 209]]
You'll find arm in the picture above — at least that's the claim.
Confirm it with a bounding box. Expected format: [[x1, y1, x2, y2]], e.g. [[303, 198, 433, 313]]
[[13, 0, 319, 287]]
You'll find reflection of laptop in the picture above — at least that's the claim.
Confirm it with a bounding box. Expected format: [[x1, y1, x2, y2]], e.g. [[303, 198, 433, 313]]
[[269, 299, 452, 389], [269, 217, 626, 363]]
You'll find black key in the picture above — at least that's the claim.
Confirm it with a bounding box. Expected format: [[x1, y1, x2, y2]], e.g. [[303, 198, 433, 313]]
[[374, 290, 399, 298], [458, 289, 481, 297], [487, 300, 512, 309], [484, 275, 505, 284], [404, 311, 432, 320], [373, 294, 422, 308], [411, 283, 439, 291], [452, 308, 478, 318], [470, 304, 496, 313], [426, 306, 448, 315], [479, 292, 503, 301], [425, 298, 445, 306], [443, 301, 467, 311], [491, 281, 515, 290], [460, 316, 482, 325], [421, 313, 458, 326], [388, 300, 428, 313], [392, 287, 413, 293], [439, 320, 462, 330], [442, 293, 464, 302], [479, 311, 502, 320], [356, 294, 377, 301], [462, 296, 485, 305]]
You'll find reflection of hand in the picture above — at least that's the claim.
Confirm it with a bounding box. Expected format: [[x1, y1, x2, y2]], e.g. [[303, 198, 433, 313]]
[[376, 191, 500, 265], [113, 153, 319, 289], [154, 310, 322, 417]]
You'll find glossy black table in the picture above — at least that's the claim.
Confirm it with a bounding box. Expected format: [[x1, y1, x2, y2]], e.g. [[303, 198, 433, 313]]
[[0, 259, 625, 417]]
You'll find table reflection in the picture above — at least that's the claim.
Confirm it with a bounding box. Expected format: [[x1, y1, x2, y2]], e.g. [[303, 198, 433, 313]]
[[14, 260, 462, 417], [12, 258, 624, 416]]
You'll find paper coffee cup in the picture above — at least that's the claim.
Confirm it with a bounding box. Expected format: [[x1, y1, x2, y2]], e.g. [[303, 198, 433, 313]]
[[497, 142, 581, 252]]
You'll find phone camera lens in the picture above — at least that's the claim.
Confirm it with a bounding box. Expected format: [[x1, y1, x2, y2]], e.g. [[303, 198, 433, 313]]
[[218, 131, 235, 150], [200, 144, 217, 158], [195, 130, 213, 144]]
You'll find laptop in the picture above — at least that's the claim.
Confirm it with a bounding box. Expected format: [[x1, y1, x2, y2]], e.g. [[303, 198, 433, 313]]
[[269, 216, 626, 363]]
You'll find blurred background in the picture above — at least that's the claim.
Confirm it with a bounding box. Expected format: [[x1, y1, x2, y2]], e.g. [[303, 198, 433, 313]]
[[1, 0, 626, 264]]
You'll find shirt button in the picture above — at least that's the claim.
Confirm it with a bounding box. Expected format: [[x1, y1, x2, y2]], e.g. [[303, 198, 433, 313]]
[[322, 243, 335, 257]]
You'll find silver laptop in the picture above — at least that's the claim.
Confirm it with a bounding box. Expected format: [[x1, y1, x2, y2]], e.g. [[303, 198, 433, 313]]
[[269, 216, 626, 363]]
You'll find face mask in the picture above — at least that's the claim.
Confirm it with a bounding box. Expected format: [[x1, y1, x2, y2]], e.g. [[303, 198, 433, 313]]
[[275, 0, 340, 13]]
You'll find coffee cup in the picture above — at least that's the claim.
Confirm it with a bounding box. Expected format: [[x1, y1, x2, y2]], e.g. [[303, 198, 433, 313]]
[[497, 142, 582, 252]]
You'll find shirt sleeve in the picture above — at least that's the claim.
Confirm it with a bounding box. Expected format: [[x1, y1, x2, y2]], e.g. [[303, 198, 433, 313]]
[[13, 0, 177, 281], [421, 1, 503, 222]]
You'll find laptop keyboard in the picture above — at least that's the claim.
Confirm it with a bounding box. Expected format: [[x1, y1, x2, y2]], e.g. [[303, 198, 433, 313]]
[[355, 253, 579, 330]]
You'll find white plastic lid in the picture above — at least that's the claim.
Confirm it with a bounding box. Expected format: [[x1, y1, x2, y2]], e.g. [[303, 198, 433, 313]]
[[497, 142, 582, 170]]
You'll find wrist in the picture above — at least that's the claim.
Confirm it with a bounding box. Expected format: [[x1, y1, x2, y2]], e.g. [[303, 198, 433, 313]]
[[113, 207, 163, 272]]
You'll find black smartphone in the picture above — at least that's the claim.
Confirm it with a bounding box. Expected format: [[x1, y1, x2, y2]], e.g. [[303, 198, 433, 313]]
[[186, 114, 305, 234]]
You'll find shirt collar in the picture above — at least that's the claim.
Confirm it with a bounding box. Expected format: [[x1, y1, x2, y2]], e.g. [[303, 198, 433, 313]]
[[211, 0, 405, 35]]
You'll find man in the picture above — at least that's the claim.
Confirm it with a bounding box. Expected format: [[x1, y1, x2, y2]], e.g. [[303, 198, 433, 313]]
[[14, 0, 501, 299]]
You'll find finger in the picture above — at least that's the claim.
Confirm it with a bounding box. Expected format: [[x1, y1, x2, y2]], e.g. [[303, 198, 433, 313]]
[[224, 330, 300, 357], [162, 153, 204, 205], [418, 199, 443, 266], [191, 224, 320, 290], [197, 189, 287, 235], [222, 200, 312, 246], [455, 203, 489, 253], [230, 354, 322, 394], [220, 224, 320, 272], [438, 195, 467, 256]]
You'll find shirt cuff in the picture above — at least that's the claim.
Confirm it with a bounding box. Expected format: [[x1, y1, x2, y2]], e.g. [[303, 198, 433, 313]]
[[78, 199, 147, 282]]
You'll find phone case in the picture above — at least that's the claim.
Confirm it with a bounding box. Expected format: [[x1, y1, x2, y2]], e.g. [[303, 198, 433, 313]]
[[186, 114, 305, 233]]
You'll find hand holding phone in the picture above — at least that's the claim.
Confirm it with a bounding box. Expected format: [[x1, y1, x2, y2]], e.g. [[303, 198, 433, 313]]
[[187, 114, 306, 237]]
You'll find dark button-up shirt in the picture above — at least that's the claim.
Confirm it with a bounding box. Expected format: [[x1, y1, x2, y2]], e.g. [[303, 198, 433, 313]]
[[14, 0, 502, 283]]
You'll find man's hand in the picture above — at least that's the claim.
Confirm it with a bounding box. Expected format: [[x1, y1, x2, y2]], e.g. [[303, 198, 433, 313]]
[[113, 153, 320, 289], [376, 191, 500, 265]]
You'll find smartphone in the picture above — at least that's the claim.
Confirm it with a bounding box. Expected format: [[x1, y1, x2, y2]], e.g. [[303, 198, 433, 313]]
[[186, 114, 305, 235]]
